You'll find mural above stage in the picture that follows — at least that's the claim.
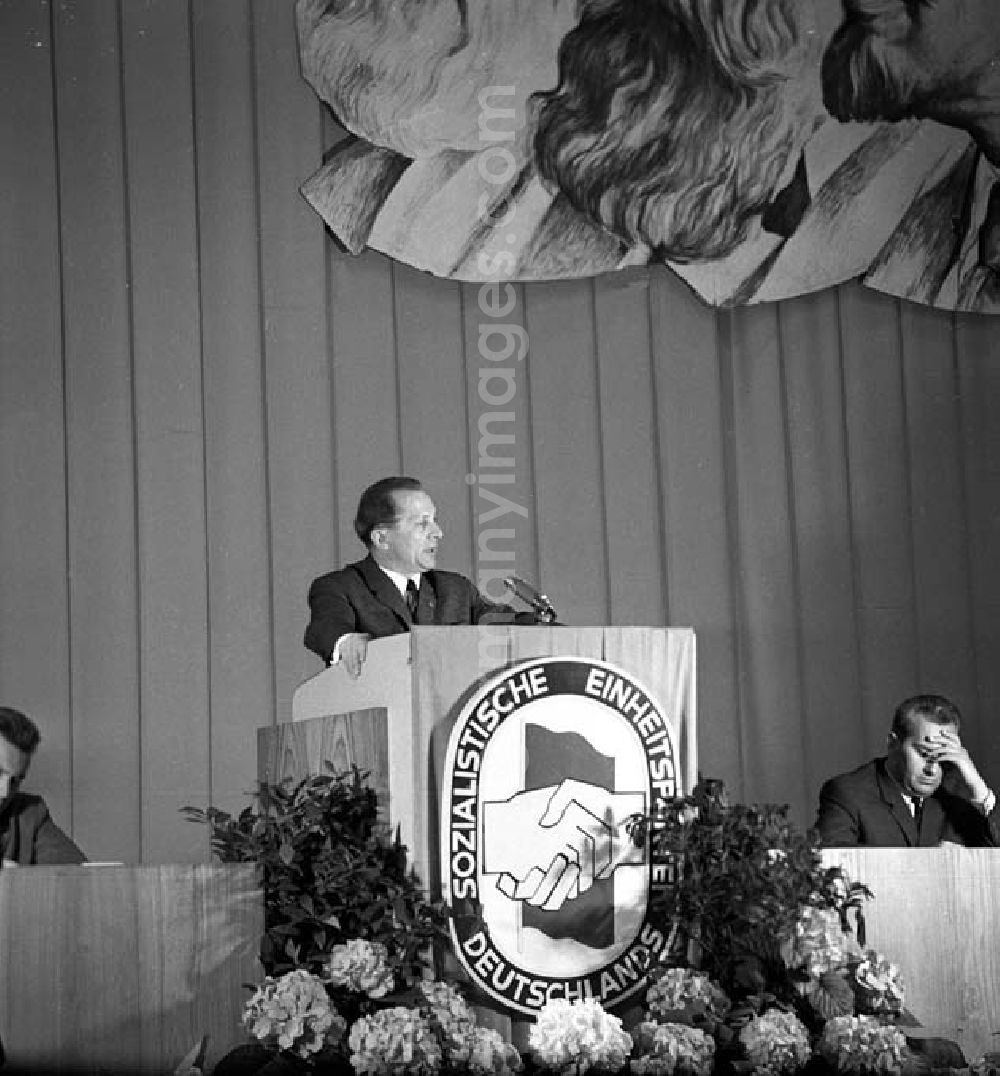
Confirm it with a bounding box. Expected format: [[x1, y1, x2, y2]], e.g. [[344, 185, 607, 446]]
[[296, 0, 1000, 312]]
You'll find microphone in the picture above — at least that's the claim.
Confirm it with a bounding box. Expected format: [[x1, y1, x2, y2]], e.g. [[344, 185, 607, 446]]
[[503, 576, 560, 624]]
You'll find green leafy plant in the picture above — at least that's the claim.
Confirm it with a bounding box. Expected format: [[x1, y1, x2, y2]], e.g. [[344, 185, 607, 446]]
[[630, 778, 869, 1006], [183, 767, 447, 980], [177, 773, 980, 1076]]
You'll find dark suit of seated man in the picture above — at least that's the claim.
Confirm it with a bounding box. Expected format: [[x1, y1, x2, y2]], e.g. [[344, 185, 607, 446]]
[[0, 706, 85, 866], [305, 475, 518, 676], [814, 694, 1000, 847]]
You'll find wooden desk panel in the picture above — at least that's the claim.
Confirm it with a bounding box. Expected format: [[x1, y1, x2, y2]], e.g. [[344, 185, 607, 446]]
[[0, 864, 262, 1074], [823, 847, 1000, 1062]]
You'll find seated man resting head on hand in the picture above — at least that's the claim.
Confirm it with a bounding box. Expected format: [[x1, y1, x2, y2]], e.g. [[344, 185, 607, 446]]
[[814, 693, 998, 847], [0, 706, 85, 866]]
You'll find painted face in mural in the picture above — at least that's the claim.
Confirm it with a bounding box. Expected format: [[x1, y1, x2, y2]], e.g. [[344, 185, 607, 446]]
[[370, 489, 443, 576], [822, 0, 1000, 164], [295, 0, 1000, 310], [296, 0, 580, 158]]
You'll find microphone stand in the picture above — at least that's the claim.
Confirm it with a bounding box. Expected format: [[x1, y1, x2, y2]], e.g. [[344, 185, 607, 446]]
[[503, 578, 563, 626]]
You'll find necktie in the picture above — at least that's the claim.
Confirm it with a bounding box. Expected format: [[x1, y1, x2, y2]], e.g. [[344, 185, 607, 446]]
[[911, 796, 924, 833], [405, 578, 419, 621]]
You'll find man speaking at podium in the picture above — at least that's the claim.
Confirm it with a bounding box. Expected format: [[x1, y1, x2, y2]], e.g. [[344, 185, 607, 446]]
[[305, 476, 519, 676]]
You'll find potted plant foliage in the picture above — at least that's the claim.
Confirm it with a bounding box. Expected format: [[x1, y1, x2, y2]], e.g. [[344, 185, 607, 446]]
[[181, 774, 988, 1076]]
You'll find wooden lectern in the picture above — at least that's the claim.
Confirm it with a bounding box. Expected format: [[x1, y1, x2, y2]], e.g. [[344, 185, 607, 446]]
[[291, 625, 697, 904], [289, 625, 696, 1040], [258, 704, 391, 813]]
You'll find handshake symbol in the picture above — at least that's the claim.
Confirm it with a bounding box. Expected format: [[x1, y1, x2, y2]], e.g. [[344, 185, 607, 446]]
[[482, 779, 645, 912]]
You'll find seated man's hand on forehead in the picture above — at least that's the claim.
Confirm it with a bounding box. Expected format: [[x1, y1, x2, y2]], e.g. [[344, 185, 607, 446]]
[[922, 726, 990, 803], [919, 725, 966, 759]]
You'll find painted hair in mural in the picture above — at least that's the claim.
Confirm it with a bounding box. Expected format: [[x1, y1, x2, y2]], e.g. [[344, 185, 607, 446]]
[[531, 0, 819, 263], [296, 0, 1000, 313]]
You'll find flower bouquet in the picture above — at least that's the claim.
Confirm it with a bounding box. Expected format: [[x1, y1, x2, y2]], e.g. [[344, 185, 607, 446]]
[[206, 940, 522, 1075], [184, 774, 987, 1076]]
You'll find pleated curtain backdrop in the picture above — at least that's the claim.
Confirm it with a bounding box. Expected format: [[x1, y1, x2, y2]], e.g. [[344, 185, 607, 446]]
[[0, 0, 997, 864]]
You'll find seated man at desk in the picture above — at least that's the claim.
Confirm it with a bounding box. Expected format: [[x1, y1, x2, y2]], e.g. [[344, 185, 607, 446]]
[[305, 475, 519, 675], [814, 694, 999, 847], [0, 706, 85, 866]]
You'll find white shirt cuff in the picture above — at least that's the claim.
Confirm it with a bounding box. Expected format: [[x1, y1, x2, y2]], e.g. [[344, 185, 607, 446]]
[[974, 788, 996, 816], [329, 632, 366, 666]]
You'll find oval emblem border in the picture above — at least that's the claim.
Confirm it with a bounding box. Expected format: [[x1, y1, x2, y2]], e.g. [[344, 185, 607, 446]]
[[440, 655, 680, 1015]]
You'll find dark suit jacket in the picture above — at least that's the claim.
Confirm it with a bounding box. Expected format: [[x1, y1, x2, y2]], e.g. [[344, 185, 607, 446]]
[[0, 792, 86, 865], [304, 554, 516, 663], [815, 757, 1000, 848]]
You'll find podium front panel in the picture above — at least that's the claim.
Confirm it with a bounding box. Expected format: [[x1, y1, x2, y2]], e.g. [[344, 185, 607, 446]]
[[407, 626, 696, 887]]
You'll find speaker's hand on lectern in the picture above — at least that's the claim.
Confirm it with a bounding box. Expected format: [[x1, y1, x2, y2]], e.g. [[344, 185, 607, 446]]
[[338, 633, 371, 678], [482, 780, 644, 911]]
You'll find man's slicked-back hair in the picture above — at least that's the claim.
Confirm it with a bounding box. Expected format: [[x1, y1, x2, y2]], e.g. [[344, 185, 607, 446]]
[[354, 476, 423, 547], [890, 694, 962, 741], [0, 707, 41, 754]]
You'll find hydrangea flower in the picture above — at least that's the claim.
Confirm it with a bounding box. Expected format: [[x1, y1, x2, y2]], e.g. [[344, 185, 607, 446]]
[[738, 1008, 813, 1075], [631, 1020, 716, 1076], [452, 1025, 523, 1076], [818, 1014, 907, 1074], [417, 979, 476, 1044], [645, 968, 731, 1022], [784, 906, 861, 978], [851, 951, 905, 1017], [349, 1005, 443, 1076], [529, 997, 633, 1074], [323, 938, 395, 998], [242, 969, 345, 1059]]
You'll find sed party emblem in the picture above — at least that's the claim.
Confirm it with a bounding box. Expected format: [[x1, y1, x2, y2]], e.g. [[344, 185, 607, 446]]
[[440, 657, 680, 1015]]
